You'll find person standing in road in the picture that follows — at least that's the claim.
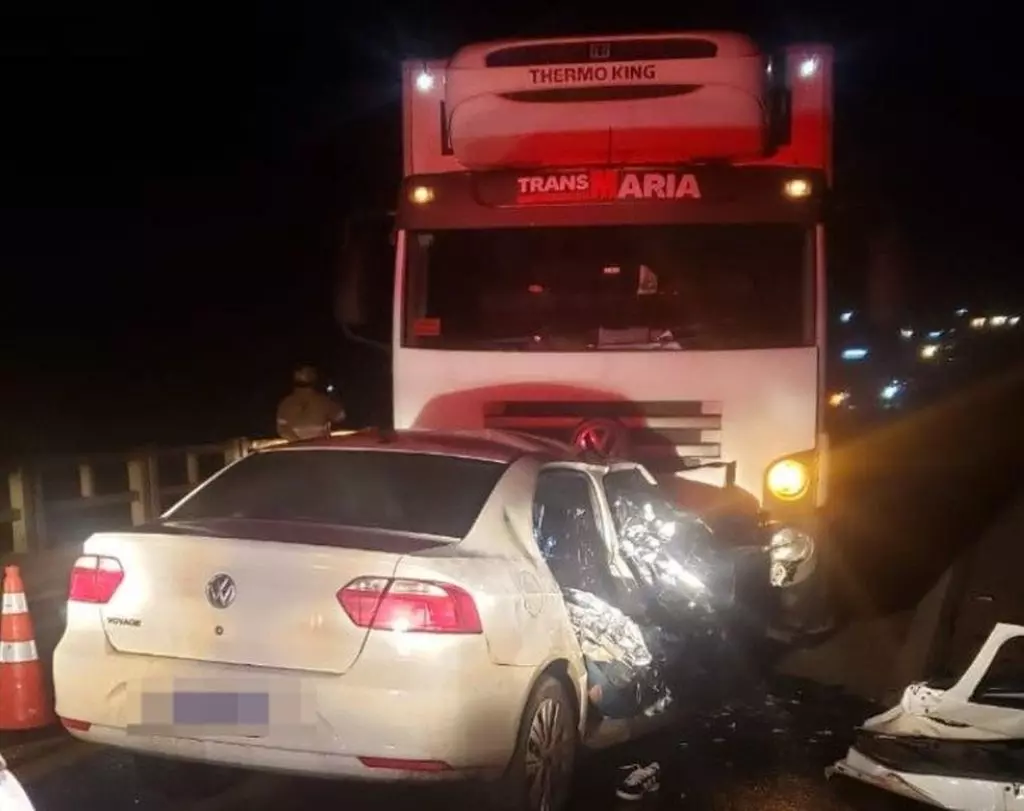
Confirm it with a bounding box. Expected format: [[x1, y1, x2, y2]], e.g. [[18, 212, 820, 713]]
[[276, 365, 345, 441]]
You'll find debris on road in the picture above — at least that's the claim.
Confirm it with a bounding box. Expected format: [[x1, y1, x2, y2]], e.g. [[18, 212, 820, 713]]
[[828, 622, 1024, 810]]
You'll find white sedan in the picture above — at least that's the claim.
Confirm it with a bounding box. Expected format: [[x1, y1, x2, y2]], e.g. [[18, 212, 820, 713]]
[[51, 428, 750, 810], [0, 754, 37, 811]]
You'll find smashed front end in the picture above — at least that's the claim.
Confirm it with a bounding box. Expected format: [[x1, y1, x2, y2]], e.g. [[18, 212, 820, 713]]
[[562, 589, 672, 719], [608, 474, 822, 648], [655, 467, 830, 643], [828, 623, 1024, 810]]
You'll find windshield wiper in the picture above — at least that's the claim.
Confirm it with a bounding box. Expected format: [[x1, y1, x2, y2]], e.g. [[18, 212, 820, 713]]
[[485, 333, 548, 349], [484, 330, 590, 350]]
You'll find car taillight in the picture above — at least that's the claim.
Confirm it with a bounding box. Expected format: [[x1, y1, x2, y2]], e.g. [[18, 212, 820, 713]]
[[68, 555, 124, 604], [338, 577, 482, 634]]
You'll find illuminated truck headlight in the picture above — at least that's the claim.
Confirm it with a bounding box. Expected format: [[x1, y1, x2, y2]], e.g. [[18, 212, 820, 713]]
[[766, 458, 810, 501]]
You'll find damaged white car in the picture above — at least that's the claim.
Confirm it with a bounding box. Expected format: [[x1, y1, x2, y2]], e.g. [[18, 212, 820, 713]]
[[828, 622, 1024, 810], [55, 427, 816, 811]]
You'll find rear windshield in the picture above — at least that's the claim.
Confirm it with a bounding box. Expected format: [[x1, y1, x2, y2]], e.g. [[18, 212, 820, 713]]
[[166, 450, 507, 538]]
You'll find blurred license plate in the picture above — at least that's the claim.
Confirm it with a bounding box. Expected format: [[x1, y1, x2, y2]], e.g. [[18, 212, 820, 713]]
[[172, 692, 269, 726]]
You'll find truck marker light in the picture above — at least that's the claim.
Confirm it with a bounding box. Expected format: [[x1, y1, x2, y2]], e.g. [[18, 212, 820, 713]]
[[783, 178, 811, 199], [409, 185, 435, 205], [415, 71, 435, 92]]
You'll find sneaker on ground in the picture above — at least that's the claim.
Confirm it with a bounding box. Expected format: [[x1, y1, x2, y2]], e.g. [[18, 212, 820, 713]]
[[615, 762, 661, 801]]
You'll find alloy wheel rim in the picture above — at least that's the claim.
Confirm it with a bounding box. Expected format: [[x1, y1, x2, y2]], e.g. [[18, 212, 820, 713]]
[[525, 698, 571, 811]]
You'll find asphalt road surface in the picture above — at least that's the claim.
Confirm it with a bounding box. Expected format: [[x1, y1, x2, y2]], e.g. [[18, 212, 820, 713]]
[[3, 676, 928, 811]]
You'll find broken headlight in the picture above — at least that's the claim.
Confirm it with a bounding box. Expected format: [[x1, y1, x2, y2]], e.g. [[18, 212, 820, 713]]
[[770, 526, 814, 562], [768, 526, 816, 587]]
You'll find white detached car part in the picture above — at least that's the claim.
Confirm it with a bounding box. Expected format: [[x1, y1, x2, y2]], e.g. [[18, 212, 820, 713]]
[[0, 754, 36, 811], [828, 622, 1024, 810]]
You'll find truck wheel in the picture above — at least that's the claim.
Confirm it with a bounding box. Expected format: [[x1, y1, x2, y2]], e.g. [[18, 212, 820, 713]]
[[497, 674, 577, 811]]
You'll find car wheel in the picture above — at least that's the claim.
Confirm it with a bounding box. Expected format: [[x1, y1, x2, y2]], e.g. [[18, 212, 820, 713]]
[[498, 673, 577, 811], [132, 754, 238, 800]]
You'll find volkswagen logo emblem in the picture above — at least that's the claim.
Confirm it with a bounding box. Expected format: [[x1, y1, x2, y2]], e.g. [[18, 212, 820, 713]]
[[572, 418, 627, 456], [205, 573, 237, 609]]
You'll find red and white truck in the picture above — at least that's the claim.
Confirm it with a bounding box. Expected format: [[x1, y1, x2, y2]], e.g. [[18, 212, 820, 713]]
[[342, 31, 834, 611]]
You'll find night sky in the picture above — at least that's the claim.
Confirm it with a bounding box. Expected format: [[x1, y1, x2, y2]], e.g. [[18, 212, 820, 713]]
[[1, 2, 1017, 457]]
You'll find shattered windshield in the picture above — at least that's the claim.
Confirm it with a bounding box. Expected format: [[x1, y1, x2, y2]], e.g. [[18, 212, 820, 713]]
[[403, 223, 812, 351], [603, 467, 731, 609], [603, 468, 711, 546]]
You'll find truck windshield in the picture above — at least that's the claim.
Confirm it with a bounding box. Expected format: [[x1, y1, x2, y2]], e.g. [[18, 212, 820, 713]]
[[403, 223, 812, 351]]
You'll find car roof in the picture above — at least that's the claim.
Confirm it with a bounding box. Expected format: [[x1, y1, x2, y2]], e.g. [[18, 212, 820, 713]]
[[265, 428, 598, 465]]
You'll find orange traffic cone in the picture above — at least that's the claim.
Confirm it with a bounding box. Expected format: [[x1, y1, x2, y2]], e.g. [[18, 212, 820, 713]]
[[0, 565, 54, 730]]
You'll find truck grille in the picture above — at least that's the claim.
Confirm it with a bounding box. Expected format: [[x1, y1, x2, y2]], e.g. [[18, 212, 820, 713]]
[[483, 400, 722, 471]]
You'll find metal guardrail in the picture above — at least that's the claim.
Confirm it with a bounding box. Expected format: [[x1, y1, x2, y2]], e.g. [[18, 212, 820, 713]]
[[1, 432, 355, 554]]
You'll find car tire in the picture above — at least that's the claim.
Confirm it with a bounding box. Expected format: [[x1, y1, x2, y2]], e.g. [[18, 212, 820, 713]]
[[131, 754, 238, 800], [494, 673, 577, 811]]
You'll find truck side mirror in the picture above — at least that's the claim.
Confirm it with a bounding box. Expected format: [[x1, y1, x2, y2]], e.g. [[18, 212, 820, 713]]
[[335, 230, 368, 328]]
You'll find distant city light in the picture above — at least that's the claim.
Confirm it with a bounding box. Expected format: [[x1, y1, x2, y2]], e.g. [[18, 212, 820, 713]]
[[970, 317, 987, 329], [828, 390, 850, 408], [841, 347, 868, 361], [1011, 316, 1021, 326], [919, 344, 940, 360], [955, 308, 968, 317], [990, 315, 1008, 327], [880, 380, 903, 401], [927, 330, 943, 339], [899, 327, 914, 339], [839, 310, 854, 324]]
